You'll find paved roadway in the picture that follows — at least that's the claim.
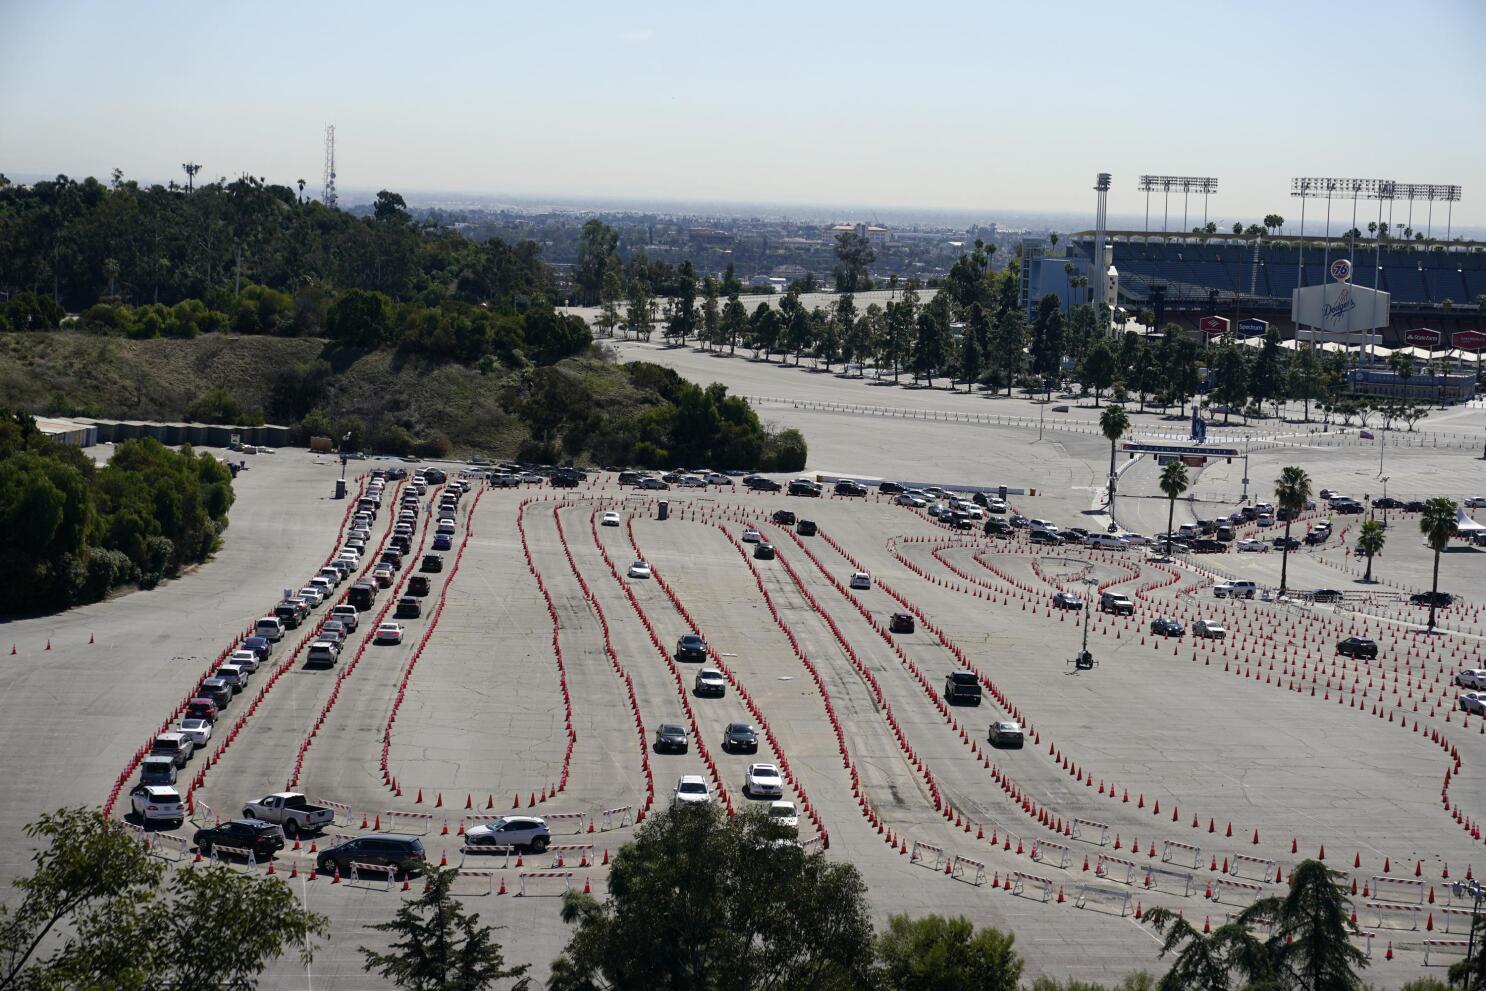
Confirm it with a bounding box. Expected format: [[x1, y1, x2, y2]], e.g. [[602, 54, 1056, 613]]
[[4, 402, 1486, 987]]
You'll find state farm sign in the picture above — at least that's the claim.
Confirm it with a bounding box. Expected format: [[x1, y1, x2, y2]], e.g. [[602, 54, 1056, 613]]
[[1404, 328, 1441, 347]]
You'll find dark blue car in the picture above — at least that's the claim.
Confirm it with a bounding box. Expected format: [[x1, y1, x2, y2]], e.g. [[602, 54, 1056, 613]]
[[240, 636, 273, 660], [432, 533, 453, 551]]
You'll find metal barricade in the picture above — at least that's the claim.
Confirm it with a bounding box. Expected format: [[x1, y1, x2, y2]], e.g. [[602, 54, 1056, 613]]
[[544, 813, 588, 835], [1371, 875, 1427, 905], [210, 845, 257, 870], [1365, 901, 1423, 931], [1095, 854, 1142, 886], [1162, 839, 1203, 870], [451, 869, 499, 896], [348, 861, 396, 891], [1075, 883, 1134, 916], [458, 844, 516, 868], [148, 832, 190, 862], [909, 841, 945, 871], [799, 836, 824, 855], [548, 844, 594, 868], [1208, 876, 1266, 906], [951, 855, 987, 886], [1031, 838, 1072, 870], [318, 799, 353, 827], [1142, 864, 1197, 897], [601, 805, 633, 831], [1069, 817, 1110, 846], [382, 810, 435, 835], [1422, 940, 1471, 966], [516, 871, 574, 896], [1009, 871, 1055, 902], [1228, 852, 1277, 882]]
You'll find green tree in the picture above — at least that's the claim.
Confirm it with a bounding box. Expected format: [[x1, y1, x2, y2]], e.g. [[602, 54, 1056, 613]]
[[625, 279, 653, 341], [361, 866, 530, 991], [1249, 329, 1287, 413], [326, 288, 394, 348], [597, 254, 624, 337], [1208, 344, 1249, 422], [874, 913, 1023, 991], [666, 260, 698, 344], [720, 294, 747, 356], [1082, 339, 1117, 404], [549, 805, 875, 991], [1356, 519, 1386, 582], [1157, 326, 1200, 414], [1245, 860, 1367, 991], [1287, 343, 1326, 422], [1030, 294, 1065, 398], [1101, 404, 1130, 508], [1143, 906, 1270, 991], [699, 276, 720, 349], [1419, 497, 1459, 632], [575, 219, 619, 306], [1275, 466, 1313, 594], [832, 230, 875, 292], [748, 302, 780, 358], [373, 189, 409, 223], [912, 292, 953, 387], [1159, 460, 1190, 557], [1068, 302, 1098, 365]]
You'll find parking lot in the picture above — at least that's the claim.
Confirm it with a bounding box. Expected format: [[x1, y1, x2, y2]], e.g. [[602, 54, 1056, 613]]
[[3, 415, 1486, 988]]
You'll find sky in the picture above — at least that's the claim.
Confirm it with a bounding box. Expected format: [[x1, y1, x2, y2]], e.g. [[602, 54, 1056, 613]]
[[3, 0, 1485, 230]]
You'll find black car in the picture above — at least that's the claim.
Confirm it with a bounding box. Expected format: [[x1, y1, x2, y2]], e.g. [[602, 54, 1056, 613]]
[[654, 723, 689, 753], [316, 835, 427, 880], [550, 469, 582, 488], [879, 481, 905, 495], [1403, 500, 1426, 513], [407, 575, 432, 597], [1410, 591, 1454, 608], [1337, 637, 1378, 659], [1272, 537, 1300, 551], [421, 554, 444, 573], [423, 468, 446, 484], [771, 509, 796, 526], [834, 480, 868, 497], [1373, 497, 1404, 510], [379, 549, 403, 570], [389, 535, 412, 554], [746, 476, 782, 492], [1065, 527, 1090, 542], [1332, 500, 1364, 515], [1052, 592, 1084, 610], [1028, 530, 1062, 546], [1190, 538, 1227, 553], [395, 596, 422, 618], [984, 519, 1013, 537], [675, 633, 708, 663], [788, 479, 822, 497], [1310, 588, 1344, 603], [945, 513, 974, 530], [1304, 530, 1328, 546], [1151, 618, 1185, 637], [890, 612, 916, 634], [194, 819, 284, 860], [753, 542, 776, 560], [721, 722, 758, 753], [797, 519, 817, 536]]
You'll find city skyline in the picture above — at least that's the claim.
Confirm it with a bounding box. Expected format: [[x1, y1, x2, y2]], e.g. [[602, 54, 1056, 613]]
[[3, 0, 1484, 229]]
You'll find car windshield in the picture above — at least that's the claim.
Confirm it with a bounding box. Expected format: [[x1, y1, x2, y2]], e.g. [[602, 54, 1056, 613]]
[[770, 805, 794, 817], [679, 782, 707, 794], [659, 724, 684, 736]]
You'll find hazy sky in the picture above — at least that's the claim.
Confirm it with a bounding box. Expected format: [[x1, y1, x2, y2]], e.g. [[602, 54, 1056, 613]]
[[4, 0, 1484, 227]]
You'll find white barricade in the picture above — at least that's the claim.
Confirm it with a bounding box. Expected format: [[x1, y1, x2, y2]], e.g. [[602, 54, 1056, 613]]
[[601, 805, 633, 831], [1162, 839, 1202, 870], [517, 871, 574, 896], [1095, 854, 1141, 886], [318, 799, 352, 827], [548, 844, 594, 868], [1208, 876, 1266, 906], [951, 855, 987, 886], [348, 861, 396, 891], [800, 836, 824, 855], [210, 845, 256, 870], [329, 832, 360, 850], [1069, 817, 1110, 846], [122, 821, 147, 846], [1142, 864, 1196, 897], [1371, 875, 1426, 905], [1422, 939, 1471, 966], [1229, 852, 1277, 882], [1031, 838, 1072, 870], [458, 844, 515, 868], [383, 810, 435, 835], [1010, 871, 1055, 902], [544, 813, 588, 835], [451, 869, 499, 896], [195, 801, 216, 826], [148, 832, 190, 862], [1439, 906, 1476, 934], [909, 841, 945, 871], [1074, 883, 1134, 916], [1365, 901, 1423, 931]]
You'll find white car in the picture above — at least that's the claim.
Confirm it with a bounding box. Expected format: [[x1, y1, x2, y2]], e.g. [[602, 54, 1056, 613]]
[[742, 528, 762, 544], [1193, 619, 1228, 640], [989, 720, 1025, 746], [695, 668, 726, 697], [1458, 692, 1486, 716], [767, 800, 800, 830], [374, 622, 405, 644], [317, 567, 343, 587], [743, 763, 784, 800], [1120, 533, 1152, 546], [177, 718, 213, 748], [705, 473, 731, 486], [297, 585, 325, 607], [1465, 497, 1486, 509], [331, 604, 360, 631], [679, 475, 707, 488], [628, 560, 652, 580], [1256, 514, 1274, 528], [601, 512, 621, 527], [1455, 669, 1486, 689], [130, 785, 186, 827], [1237, 538, 1271, 553], [227, 649, 260, 674], [849, 571, 871, 590], [465, 816, 551, 851], [673, 775, 712, 808], [306, 640, 340, 665], [895, 493, 927, 508]]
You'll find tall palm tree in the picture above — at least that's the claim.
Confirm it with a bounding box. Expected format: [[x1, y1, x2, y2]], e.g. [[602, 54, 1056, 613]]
[[1275, 466, 1312, 594], [1159, 461, 1190, 557], [1356, 520, 1386, 583], [1100, 405, 1130, 510], [1419, 497, 1459, 632]]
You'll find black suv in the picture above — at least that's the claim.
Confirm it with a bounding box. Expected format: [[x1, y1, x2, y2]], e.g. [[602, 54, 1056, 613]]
[[745, 476, 782, 492], [550, 469, 582, 488], [420, 554, 443, 573], [753, 542, 776, 560], [985, 519, 1013, 537], [1337, 637, 1378, 659], [193, 819, 284, 861], [879, 481, 905, 495], [316, 835, 427, 880], [833, 480, 868, 497], [788, 479, 822, 497], [890, 612, 916, 634], [1190, 538, 1227, 553], [407, 575, 432, 597], [944, 670, 982, 705], [654, 723, 689, 753], [675, 634, 708, 663], [721, 722, 758, 753], [1410, 591, 1454, 608], [797, 519, 818, 536], [771, 509, 797, 526]]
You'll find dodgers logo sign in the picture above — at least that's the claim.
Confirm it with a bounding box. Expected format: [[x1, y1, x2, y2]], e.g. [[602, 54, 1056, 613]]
[[1330, 258, 1352, 283]]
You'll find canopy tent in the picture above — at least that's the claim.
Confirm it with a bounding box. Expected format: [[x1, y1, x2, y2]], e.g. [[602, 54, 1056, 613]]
[[1455, 508, 1486, 534]]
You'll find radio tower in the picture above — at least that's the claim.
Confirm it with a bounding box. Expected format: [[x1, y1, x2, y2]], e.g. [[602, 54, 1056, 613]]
[[322, 124, 338, 208]]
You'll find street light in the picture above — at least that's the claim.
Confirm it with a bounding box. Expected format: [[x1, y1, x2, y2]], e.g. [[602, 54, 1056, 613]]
[[1450, 878, 1484, 991], [1380, 476, 1390, 526]]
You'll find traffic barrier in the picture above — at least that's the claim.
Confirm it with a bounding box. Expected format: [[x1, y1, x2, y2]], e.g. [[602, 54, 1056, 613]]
[[458, 844, 516, 868], [1372, 875, 1427, 905], [1074, 883, 1134, 916], [1364, 899, 1424, 931], [348, 861, 396, 891], [1228, 852, 1277, 882], [601, 805, 633, 831], [209, 845, 256, 870], [1422, 939, 1470, 966], [1438, 905, 1478, 934], [193, 801, 216, 826], [951, 855, 987, 886], [800, 836, 825, 855], [318, 799, 354, 827], [1142, 864, 1197, 897], [147, 832, 190, 863], [1162, 839, 1203, 870], [544, 813, 588, 835], [383, 810, 436, 835], [451, 869, 500, 896], [909, 841, 946, 871], [517, 871, 574, 896], [1208, 876, 1266, 906], [1069, 817, 1110, 846], [1095, 854, 1142, 886], [547, 844, 594, 868], [1009, 870, 1056, 902], [1031, 838, 1072, 870]]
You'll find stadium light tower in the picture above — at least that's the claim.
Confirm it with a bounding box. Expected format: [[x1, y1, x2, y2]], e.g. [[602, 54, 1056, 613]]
[[1093, 173, 1111, 317], [1138, 176, 1218, 236]]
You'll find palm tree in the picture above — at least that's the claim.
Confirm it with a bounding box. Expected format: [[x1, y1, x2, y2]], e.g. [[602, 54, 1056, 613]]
[[1356, 520, 1386, 583], [1101, 405, 1130, 509], [1159, 461, 1190, 557], [1275, 466, 1312, 594], [1244, 860, 1367, 991], [1419, 497, 1459, 632]]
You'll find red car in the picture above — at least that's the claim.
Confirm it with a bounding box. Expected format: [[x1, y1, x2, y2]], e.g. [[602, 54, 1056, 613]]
[[185, 698, 219, 723]]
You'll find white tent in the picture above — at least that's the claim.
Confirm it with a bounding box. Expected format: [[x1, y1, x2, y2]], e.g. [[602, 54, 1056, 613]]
[[1455, 508, 1486, 534]]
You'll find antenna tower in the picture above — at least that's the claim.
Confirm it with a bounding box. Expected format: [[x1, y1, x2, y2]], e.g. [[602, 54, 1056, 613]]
[[181, 161, 201, 194], [322, 125, 338, 208]]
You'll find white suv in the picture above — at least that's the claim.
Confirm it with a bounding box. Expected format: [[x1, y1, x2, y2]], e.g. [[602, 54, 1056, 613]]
[[1214, 581, 1257, 599], [673, 775, 712, 808], [1455, 669, 1486, 689]]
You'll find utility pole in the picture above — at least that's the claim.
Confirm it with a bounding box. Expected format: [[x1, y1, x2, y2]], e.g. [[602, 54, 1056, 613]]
[[181, 161, 201, 194]]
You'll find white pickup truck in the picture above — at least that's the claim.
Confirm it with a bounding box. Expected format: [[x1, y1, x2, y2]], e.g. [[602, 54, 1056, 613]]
[[241, 792, 334, 837]]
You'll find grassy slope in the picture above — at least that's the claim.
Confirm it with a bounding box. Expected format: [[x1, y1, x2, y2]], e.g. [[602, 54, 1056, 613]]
[[0, 333, 652, 457]]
